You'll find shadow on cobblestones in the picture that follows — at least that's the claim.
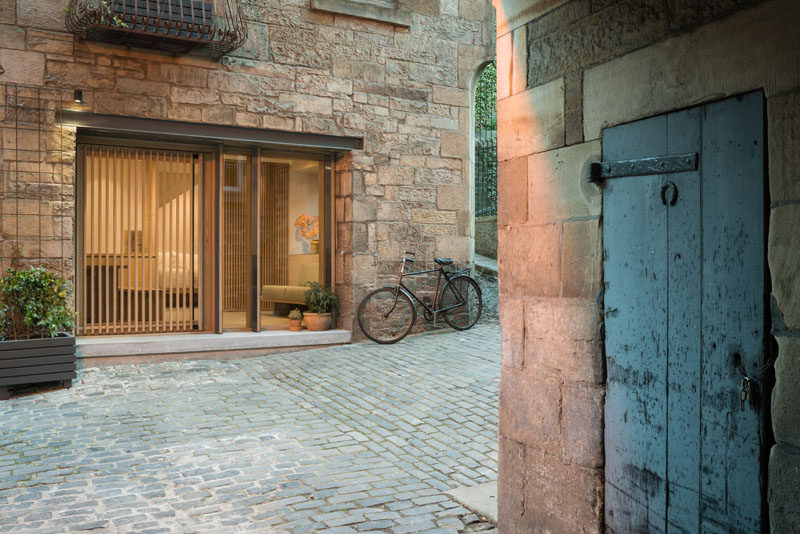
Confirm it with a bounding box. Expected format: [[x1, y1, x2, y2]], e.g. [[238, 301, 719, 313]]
[[0, 324, 500, 533]]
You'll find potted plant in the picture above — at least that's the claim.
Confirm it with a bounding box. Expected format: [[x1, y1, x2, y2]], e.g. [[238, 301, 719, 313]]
[[0, 260, 76, 401], [288, 308, 303, 331], [303, 281, 338, 331]]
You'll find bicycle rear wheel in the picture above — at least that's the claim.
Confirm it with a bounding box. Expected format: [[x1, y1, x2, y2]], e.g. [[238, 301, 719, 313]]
[[358, 287, 416, 344], [439, 275, 482, 330]]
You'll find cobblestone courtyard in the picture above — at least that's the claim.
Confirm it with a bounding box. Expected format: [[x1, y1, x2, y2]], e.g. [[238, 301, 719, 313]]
[[0, 324, 501, 533]]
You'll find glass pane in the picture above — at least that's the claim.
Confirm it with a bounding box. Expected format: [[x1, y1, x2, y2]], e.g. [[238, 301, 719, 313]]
[[222, 154, 252, 330], [260, 157, 323, 331], [79, 146, 198, 335]]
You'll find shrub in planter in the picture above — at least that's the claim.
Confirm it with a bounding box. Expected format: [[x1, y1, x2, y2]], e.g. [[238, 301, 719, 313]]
[[0, 264, 76, 400], [288, 308, 303, 331], [303, 282, 338, 331]]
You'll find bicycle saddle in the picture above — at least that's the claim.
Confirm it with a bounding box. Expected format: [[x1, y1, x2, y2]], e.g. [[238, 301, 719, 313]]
[[434, 258, 453, 266]]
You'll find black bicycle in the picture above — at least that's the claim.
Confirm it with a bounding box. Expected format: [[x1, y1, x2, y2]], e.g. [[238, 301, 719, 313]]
[[357, 252, 482, 344]]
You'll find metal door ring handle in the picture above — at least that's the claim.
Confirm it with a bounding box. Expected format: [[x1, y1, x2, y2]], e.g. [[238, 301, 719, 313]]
[[661, 182, 678, 206]]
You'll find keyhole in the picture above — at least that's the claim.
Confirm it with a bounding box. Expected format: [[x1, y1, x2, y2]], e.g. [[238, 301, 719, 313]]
[[660, 182, 678, 206]]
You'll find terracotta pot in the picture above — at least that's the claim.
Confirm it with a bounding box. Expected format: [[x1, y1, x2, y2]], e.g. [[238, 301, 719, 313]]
[[288, 319, 302, 331], [303, 312, 332, 331]]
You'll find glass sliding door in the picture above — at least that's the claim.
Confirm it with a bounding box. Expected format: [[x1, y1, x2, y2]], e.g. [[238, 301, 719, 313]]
[[77, 144, 330, 337], [222, 153, 253, 330], [77, 145, 200, 335], [259, 156, 325, 331]]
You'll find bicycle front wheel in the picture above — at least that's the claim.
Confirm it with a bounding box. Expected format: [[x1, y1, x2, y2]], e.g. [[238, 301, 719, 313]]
[[439, 276, 482, 330], [357, 287, 416, 344]]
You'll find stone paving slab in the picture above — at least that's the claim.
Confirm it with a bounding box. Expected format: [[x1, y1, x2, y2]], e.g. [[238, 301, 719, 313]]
[[0, 324, 501, 533]]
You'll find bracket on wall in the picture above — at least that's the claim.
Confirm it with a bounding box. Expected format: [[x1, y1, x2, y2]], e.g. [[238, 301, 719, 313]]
[[587, 153, 698, 184]]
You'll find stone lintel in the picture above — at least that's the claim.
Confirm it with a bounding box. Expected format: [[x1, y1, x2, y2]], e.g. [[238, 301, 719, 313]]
[[312, 0, 412, 27], [493, 0, 569, 37]]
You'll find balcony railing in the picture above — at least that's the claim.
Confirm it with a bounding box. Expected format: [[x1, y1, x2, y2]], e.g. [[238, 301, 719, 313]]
[[66, 0, 247, 59]]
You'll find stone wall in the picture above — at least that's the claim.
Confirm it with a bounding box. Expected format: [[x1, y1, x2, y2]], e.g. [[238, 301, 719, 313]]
[[494, 0, 799, 531], [0, 86, 76, 280], [0, 0, 494, 333], [474, 215, 497, 258]]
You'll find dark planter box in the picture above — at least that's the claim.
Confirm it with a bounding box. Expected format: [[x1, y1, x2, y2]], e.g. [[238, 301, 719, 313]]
[[0, 334, 76, 400]]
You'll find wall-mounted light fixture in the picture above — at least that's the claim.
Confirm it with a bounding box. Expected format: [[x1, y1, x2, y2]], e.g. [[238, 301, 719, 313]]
[[73, 90, 83, 103]]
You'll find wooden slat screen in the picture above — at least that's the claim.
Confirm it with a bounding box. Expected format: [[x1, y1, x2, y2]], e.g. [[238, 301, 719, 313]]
[[260, 163, 289, 311], [223, 160, 250, 314], [78, 145, 198, 335]]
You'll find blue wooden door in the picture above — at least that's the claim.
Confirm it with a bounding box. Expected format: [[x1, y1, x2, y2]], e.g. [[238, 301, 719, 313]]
[[603, 92, 765, 533]]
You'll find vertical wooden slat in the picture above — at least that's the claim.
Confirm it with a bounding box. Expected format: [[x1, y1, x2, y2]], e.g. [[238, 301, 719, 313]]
[[188, 156, 193, 330], [170, 150, 176, 332], [110, 148, 117, 334], [156, 150, 163, 332], [83, 149, 91, 335], [185, 157, 190, 330], [148, 150, 156, 333], [166, 151, 173, 332], [131, 151, 138, 333], [91, 149, 99, 335], [82, 150, 90, 335], [163, 150, 170, 332], [139, 151, 146, 332], [144, 150, 152, 333], [124, 149, 131, 333], [180, 155, 188, 331], [177, 155, 184, 331], [172, 153, 179, 331], [103, 147, 111, 334]]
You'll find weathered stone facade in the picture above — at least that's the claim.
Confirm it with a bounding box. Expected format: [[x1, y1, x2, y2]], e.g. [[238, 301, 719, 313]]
[[0, 0, 494, 335], [495, 0, 799, 531]]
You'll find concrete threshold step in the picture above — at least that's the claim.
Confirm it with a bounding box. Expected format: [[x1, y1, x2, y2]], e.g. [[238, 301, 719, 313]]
[[447, 481, 498, 523], [77, 329, 351, 359], [474, 254, 498, 276]]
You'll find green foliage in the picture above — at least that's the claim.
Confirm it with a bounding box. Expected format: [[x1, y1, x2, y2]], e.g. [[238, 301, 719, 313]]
[[65, 0, 129, 28], [0, 266, 74, 340], [474, 62, 498, 216], [288, 308, 303, 320], [304, 282, 338, 314], [475, 61, 496, 131]]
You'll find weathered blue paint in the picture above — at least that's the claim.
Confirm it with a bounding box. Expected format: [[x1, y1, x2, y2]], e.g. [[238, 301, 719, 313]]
[[603, 92, 765, 533]]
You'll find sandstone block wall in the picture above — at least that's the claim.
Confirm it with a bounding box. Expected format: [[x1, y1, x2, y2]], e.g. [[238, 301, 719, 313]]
[[495, 0, 799, 531], [474, 215, 497, 258], [0, 0, 494, 333]]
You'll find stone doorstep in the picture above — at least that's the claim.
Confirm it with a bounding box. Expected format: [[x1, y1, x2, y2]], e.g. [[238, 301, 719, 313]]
[[76, 329, 351, 359], [474, 254, 498, 276], [446, 481, 498, 524]]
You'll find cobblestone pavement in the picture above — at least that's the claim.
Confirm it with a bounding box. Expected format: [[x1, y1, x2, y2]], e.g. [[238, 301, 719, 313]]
[[473, 270, 498, 324], [0, 324, 501, 533]]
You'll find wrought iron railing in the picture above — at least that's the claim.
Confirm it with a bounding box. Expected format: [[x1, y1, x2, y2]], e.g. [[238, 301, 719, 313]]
[[65, 0, 247, 59], [475, 63, 497, 217]]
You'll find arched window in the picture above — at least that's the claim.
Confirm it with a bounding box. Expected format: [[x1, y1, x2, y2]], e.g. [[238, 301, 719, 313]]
[[474, 62, 497, 218]]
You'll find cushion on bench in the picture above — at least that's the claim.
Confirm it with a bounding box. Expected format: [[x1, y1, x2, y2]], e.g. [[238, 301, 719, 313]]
[[262, 285, 307, 305]]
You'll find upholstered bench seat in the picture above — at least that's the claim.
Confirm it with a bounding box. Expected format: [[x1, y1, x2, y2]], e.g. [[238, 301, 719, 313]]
[[262, 285, 307, 305]]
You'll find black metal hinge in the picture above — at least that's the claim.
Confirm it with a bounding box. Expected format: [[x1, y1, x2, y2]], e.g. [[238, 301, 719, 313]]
[[587, 153, 698, 183]]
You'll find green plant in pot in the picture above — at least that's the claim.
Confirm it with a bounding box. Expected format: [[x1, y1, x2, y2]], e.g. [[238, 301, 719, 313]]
[[288, 308, 303, 332], [0, 260, 76, 401], [303, 282, 338, 331]]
